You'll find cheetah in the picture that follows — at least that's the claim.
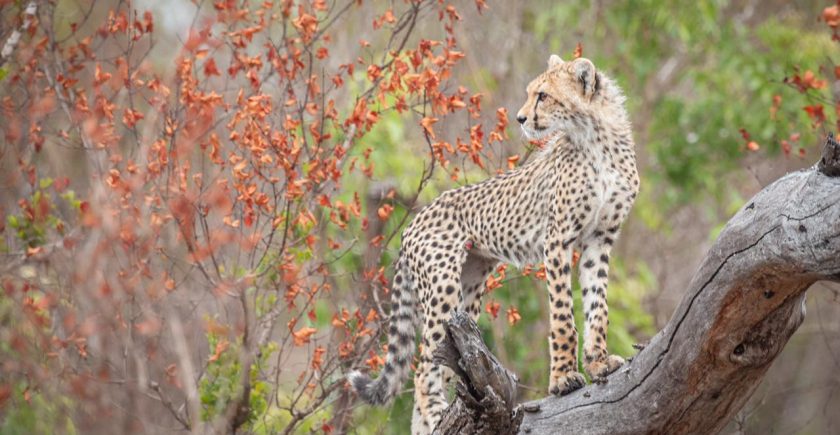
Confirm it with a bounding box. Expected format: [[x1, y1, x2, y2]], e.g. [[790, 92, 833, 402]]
[[348, 54, 639, 434]]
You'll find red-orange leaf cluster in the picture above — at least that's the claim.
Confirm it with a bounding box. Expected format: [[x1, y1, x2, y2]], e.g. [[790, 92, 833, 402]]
[[506, 306, 521, 326], [485, 300, 501, 319]]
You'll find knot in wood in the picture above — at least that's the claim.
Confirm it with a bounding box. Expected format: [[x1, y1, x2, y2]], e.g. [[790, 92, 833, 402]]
[[729, 293, 807, 367]]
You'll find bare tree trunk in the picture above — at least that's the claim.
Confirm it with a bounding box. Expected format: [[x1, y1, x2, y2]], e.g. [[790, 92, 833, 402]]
[[434, 134, 840, 435]]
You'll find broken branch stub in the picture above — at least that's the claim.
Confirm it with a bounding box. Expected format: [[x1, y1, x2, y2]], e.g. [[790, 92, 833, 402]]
[[433, 311, 522, 434], [819, 132, 840, 177]]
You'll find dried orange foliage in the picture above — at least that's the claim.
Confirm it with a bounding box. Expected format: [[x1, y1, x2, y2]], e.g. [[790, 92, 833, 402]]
[[0, 0, 501, 432], [506, 306, 521, 326], [485, 264, 508, 292], [573, 42, 583, 59], [824, 1, 840, 40], [485, 300, 501, 319], [740, 8, 840, 157]]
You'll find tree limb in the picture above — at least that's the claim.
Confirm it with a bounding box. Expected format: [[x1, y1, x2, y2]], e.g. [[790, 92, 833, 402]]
[[434, 134, 840, 434], [433, 311, 522, 434]]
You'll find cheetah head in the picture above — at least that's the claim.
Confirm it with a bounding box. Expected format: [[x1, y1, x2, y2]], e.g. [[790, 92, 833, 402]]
[[516, 54, 624, 142]]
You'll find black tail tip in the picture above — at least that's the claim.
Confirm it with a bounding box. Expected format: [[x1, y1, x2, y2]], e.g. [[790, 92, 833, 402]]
[[347, 370, 390, 405]]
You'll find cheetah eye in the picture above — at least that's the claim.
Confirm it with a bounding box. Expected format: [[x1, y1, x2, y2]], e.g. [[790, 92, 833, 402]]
[[537, 91, 547, 102]]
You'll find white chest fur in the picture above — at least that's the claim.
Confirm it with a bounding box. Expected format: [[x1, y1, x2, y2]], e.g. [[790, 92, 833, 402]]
[[578, 163, 622, 247]]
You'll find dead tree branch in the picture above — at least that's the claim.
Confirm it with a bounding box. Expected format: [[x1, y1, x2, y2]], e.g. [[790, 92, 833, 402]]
[[433, 311, 522, 434], [435, 133, 840, 434]]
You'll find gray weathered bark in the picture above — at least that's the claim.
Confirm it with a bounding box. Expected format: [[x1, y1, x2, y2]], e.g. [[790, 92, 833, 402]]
[[436, 134, 840, 435], [433, 311, 522, 434]]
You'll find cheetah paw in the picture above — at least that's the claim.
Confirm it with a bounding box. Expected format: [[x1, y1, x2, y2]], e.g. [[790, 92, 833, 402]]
[[584, 354, 625, 380], [549, 372, 586, 396]]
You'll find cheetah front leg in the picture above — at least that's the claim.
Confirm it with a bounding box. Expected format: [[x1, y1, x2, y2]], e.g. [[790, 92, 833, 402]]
[[544, 233, 586, 396], [579, 236, 624, 380]]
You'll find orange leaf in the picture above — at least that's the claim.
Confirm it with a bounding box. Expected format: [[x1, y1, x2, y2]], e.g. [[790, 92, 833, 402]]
[[122, 108, 144, 128], [573, 42, 583, 59], [292, 327, 317, 346], [292, 13, 318, 41], [506, 306, 521, 326], [823, 5, 840, 27], [312, 346, 326, 371], [506, 155, 519, 170], [365, 309, 379, 323], [204, 58, 220, 77], [486, 300, 501, 319], [534, 264, 546, 280], [804, 105, 826, 125], [365, 352, 385, 371], [377, 204, 394, 220], [208, 339, 229, 362], [789, 70, 827, 92], [420, 117, 439, 139], [371, 234, 385, 247], [94, 63, 111, 87]]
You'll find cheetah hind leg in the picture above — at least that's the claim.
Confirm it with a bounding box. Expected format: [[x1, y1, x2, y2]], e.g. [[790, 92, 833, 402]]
[[411, 252, 497, 432], [412, 255, 467, 433], [435, 252, 497, 391]]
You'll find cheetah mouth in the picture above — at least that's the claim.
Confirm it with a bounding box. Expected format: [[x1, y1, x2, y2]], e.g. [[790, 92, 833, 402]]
[[520, 124, 535, 139], [521, 123, 549, 140]]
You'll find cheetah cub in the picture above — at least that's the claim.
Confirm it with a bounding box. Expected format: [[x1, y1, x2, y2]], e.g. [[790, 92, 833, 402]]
[[349, 54, 639, 434]]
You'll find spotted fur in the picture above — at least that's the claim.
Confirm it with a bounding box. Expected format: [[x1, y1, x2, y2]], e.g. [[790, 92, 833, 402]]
[[348, 55, 639, 434]]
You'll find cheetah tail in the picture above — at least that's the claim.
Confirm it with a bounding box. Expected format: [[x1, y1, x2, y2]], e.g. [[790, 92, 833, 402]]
[[348, 261, 416, 405]]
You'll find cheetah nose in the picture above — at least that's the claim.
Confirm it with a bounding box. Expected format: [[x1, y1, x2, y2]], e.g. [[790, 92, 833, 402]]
[[516, 115, 527, 124]]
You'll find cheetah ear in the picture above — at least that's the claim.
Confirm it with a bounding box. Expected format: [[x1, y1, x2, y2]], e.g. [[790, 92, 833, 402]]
[[572, 58, 597, 99], [548, 54, 564, 69]]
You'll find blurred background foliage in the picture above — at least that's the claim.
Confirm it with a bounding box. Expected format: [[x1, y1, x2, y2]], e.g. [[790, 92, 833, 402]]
[[1, 0, 839, 434]]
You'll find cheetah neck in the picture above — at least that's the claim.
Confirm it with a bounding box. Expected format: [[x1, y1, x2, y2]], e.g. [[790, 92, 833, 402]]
[[538, 113, 634, 166]]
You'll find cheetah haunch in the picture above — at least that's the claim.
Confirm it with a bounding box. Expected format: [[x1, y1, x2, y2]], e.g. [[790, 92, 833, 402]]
[[349, 54, 640, 434]]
